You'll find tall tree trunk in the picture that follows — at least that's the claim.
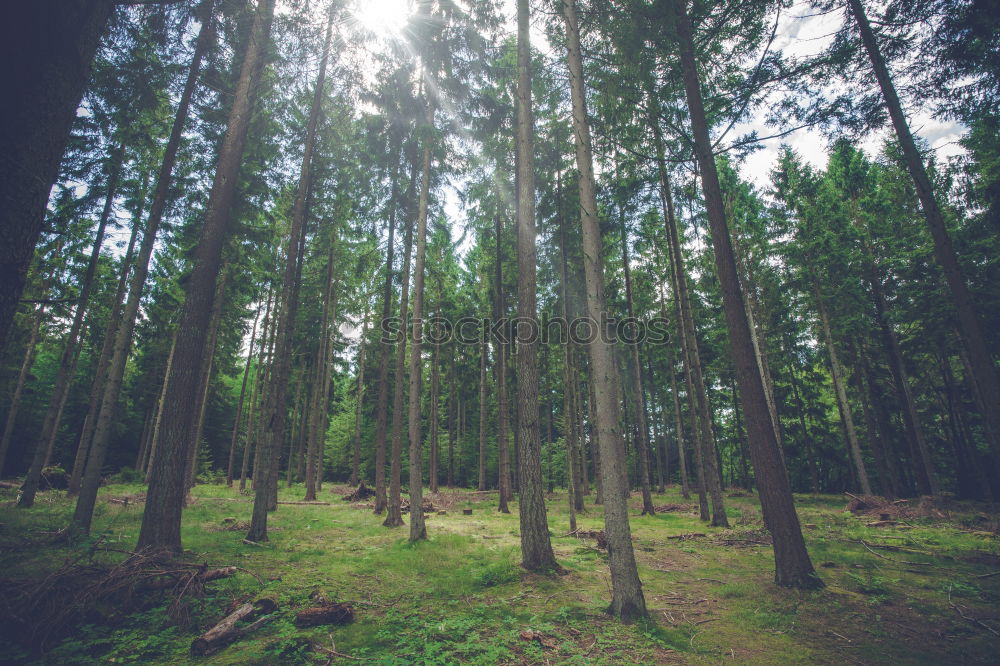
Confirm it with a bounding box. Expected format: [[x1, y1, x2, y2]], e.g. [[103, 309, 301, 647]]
[[619, 218, 655, 516], [429, 313, 440, 494], [673, 0, 818, 588], [144, 328, 178, 482], [185, 268, 228, 494], [848, 0, 1000, 476], [813, 288, 872, 495], [478, 336, 488, 491], [350, 314, 369, 488], [227, 301, 264, 486], [68, 205, 143, 495], [78, 0, 215, 503], [244, 1, 327, 543], [384, 170, 417, 528], [447, 356, 456, 487], [494, 214, 512, 513], [0, 0, 116, 353], [558, 172, 586, 514], [561, 0, 646, 621], [372, 137, 404, 512], [660, 165, 714, 522], [406, 103, 435, 543], [132, 0, 274, 550], [859, 241, 939, 495], [306, 234, 339, 500], [19, 151, 123, 508], [514, 0, 558, 570], [650, 120, 709, 517]]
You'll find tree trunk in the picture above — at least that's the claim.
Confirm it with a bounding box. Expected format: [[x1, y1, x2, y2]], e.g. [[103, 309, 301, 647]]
[[19, 151, 123, 508], [619, 218, 655, 516], [859, 240, 939, 495], [69, 208, 143, 494], [132, 0, 273, 550], [848, 0, 1000, 478], [372, 138, 403, 513], [0, 0, 115, 353], [495, 214, 512, 514], [406, 103, 435, 543], [673, 0, 818, 588], [186, 268, 229, 494], [384, 168, 417, 529], [478, 336, 488, 491], [244, 1, 325, 544], [561, 0, 646, 621], [306, 235, 338, 500], [429, 310, 440, 494], [227, 302, 263, 486], [350, 314, 369, 488], [514, 0, 558, 571], [813, 288, 872, 495]]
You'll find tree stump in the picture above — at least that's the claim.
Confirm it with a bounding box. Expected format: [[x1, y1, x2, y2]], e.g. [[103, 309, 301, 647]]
[[463, 508, 473, 515]]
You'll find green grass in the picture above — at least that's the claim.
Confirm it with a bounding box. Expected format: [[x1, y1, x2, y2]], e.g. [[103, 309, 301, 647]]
[[0, 481, 998, 664]]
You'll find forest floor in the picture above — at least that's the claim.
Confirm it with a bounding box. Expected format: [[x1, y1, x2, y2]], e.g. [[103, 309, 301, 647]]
[[0, 480, 998, 665]]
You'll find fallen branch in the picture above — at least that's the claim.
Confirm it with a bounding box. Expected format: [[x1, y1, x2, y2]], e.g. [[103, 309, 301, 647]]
[[277, 501, 331, 506], [949, 590, 1000, 637], [140, 566, 237, 591], [853, 539, 933, 566], [191, 598, 277, 656]]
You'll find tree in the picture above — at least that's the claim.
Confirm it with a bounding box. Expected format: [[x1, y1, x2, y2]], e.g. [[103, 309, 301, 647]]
[[135, 0, 276, 551]]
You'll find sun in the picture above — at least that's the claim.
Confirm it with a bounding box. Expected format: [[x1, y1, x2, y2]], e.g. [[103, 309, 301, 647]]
[[352, 0, 414, 39]]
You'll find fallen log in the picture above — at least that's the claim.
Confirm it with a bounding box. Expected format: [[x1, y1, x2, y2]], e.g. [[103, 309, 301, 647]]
[[0, 481, 19, 489], [277, 501, 331, 506], [140, 566, 238, 591], [191, 598, 277, 656], [294, 602, 354, 628]]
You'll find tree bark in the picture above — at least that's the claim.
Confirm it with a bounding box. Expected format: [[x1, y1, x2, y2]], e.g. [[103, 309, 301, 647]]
[[372, 137, 404, 513], [619, 218, 655, 516], [673, 0, 818, 587], [848, 0, 1000, 478], [561, 0, 646, 621], [350, 314, 369, 488], [384, 168, 417, 528], [813, 287, 872, 495], [406, 103, 435, 543], [69, 206, 142, 495], [514, 0, 558, 570], [227, 302, 263, 486], [0, 0, 115, 353], [132, 0, 273, 550], [478, 336, 488, 491], [494, 214, 512, 514], [244, 1, 325, 543]]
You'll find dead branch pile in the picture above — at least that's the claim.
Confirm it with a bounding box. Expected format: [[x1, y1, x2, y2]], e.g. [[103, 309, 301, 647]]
[[400, 497, 435, 513], [0, 547, 242, 653], [572, 530, 608, 549], [845, 492, 963, 521], [341, 483, 375, 502], [654, 503, 698, 513]]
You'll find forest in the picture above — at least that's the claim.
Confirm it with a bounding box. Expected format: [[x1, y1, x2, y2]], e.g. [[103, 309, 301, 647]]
[[0, 0, 998, 663]]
